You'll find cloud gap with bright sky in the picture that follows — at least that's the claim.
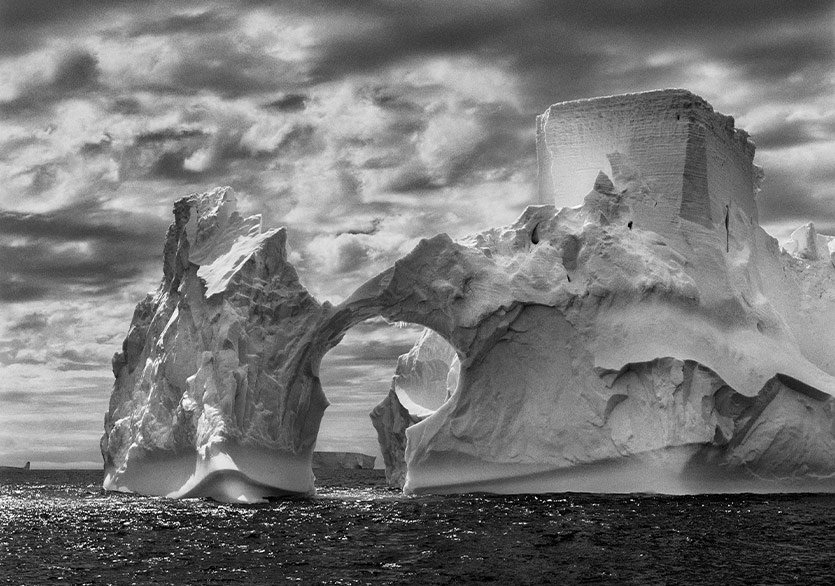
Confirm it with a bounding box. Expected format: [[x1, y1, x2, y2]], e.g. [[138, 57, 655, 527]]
[[0, 0, 832, 467]]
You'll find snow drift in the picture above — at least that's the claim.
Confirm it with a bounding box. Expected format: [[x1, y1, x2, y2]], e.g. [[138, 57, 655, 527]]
[[102, 89, 835, 502]]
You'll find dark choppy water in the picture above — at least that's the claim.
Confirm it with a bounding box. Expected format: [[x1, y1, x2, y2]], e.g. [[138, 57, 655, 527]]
[[2, 470, 835, 585]]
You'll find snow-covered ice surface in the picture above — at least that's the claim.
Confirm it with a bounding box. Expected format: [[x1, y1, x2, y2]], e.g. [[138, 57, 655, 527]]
[[102, 90, 835, 502]]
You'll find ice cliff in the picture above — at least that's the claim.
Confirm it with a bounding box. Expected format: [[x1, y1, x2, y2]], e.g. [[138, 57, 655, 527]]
[[102, 89, 835, 502]]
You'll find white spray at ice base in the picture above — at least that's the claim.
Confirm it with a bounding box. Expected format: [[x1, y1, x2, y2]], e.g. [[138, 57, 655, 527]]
[[101, 90, 835, 503]]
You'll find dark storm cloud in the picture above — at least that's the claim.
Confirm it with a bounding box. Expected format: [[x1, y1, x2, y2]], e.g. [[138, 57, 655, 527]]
[[136, 36, 305, 99], [454, 108, 536, 184], [548, 0, 831, 32], [263, 94, 308, 112], [79, 135, 113, 156], [276, 124, 319, 155], [368, 85, 427, 115], [56, 348, 106, 370], [390, 103, 534, 191], [306, 0, 833, 110], [1, 241, 146, 294], [0, 206, 146, 242], [0, 0, 129, 28], [52, 50, 100, 90], [0, 391, 31, 404], [726, 35, 834, 80], [126, 10, 233, 37], [753, 119, 835, 151], [299, 1, 602, 108], [384, 167, 440, 193], [0, 282, 50, 303], [108, 96, 143, 115], [0, 0, 122, 55], [8, 312, 49, 332], [150, 150, 205, 180], [0, 48, 101, 115], [0, 204, 169, 302], [169, 45, 284, 97], [757, 169, 835, 237], [143, 123, 269, 181], [309, 1, 544, 82], [0, 3, 302, 105]]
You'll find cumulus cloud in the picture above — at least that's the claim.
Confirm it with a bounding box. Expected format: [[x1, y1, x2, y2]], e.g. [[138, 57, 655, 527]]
[[300, 215, 425, 301], [0, 48, 102, 116]]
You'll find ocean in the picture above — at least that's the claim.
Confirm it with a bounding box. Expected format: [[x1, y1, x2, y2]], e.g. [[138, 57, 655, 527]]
[[1, 469, 834, 585]]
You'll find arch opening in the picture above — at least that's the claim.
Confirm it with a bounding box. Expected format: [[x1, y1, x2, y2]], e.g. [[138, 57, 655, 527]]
[[315, 317, 459, 486]]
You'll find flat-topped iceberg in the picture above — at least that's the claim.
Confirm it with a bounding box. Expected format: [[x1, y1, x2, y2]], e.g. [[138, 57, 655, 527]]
[[102, 90, 835, 502]]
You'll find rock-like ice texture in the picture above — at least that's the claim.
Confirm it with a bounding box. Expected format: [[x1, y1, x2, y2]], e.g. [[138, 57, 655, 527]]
[[536, 89, 761, 220], [370, 329, 457, 486], [103, 90, 835, 501], [785, 223, 835, 266], [102, 187, 339, 502], [390, 328, 458, 412]]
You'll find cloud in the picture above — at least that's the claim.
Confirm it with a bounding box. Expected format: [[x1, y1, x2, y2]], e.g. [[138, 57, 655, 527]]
[[300, 214, 428, 298], [327, 337, 417, 364], [0, 0, 127, 56], [752, 120, 835, 151], [126, 9, 233, 38], [0, 48, 103, 115], [263, 93, 308, 112], [0, 365, 111, 467], [0, 282, 51, 304], [52, 50, 99, 90], [164, 37, 304, 98], [308, 0, 540, 81], [307, 233, 373, 275], [0, 203, 168, 302], [0, 0, 125, 29], [1, 299, 127, 374], [11, 349, 47, 364], [135, 128, 207, 145], [149, 149, 204, 180], [758, 152, 835, 232], [8, 312, 49, 332]]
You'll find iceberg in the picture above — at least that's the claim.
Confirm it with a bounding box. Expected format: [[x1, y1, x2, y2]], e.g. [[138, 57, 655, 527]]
[[102, 89, 835, 502], [370, 329, 456, 487], [312, 451, 376, 470]]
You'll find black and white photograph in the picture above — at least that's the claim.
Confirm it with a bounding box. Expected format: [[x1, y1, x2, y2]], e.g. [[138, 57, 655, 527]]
[[1, 1, 834, 584]]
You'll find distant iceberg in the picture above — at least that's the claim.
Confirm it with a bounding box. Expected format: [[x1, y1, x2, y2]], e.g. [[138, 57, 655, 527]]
[[0, 461, 30, 471], [312, 451, 376, 470]]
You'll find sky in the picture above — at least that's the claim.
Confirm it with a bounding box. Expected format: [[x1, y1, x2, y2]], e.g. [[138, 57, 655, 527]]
[[0, 0, 833, 468]]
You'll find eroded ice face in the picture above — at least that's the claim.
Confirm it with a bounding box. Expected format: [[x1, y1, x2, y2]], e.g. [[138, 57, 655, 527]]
[[102, 91, 835, 503]]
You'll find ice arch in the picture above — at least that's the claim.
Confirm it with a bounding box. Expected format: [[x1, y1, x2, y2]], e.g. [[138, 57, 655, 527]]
[[296, 229, 542, 487], [103, 178, 835, 503], [104, 90, 835, 504], [317, 321, 458, 483], [101, 187, 545, 502]]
